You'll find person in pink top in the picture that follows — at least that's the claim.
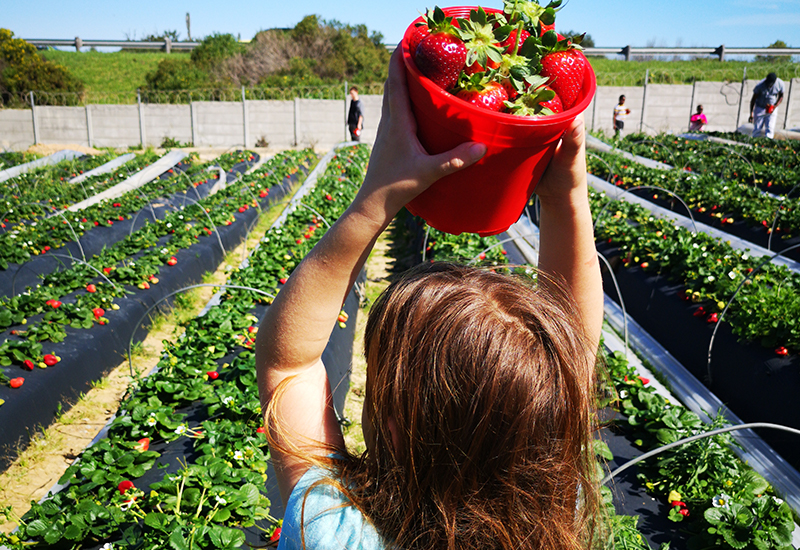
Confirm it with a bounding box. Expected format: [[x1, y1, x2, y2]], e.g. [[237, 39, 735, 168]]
[[689, 105, 707, 132]]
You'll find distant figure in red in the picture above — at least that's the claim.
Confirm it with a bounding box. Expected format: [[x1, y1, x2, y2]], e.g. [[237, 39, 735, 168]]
[[689, 105, 707, 132]]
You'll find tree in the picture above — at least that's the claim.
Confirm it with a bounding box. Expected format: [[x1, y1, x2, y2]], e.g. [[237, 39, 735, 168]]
[[755, 40, 791, 63], [560, 30, 595, 49]]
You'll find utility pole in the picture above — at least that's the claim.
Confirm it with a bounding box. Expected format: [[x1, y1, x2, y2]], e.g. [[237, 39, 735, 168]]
[[186, 13, 192, 41]]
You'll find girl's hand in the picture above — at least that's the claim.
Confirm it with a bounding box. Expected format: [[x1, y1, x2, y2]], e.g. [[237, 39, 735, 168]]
[[533, 115, 587, 206], [352, 48, 486, 226]]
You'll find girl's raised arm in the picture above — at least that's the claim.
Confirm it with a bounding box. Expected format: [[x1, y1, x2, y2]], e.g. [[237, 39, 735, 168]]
[[535, 116, 604, 358], [254, 48, 486, 504]]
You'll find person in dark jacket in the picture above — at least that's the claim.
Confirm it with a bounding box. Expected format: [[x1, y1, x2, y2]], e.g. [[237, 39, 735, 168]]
[[348, 87, 364, 142]]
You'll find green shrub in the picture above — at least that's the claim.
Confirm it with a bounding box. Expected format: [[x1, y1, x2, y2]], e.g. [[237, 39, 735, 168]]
[[0, 28, 84, 106], [190, 33, 244, 69], [143, 57, 217, 102]]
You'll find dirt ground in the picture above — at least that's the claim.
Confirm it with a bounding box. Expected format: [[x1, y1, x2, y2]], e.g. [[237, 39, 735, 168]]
[[25, 143, 106, 156]]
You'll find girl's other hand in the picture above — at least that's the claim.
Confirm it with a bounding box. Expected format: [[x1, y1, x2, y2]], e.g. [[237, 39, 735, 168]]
[[353, 48, 486, 226], [533, 115, 588, 206]]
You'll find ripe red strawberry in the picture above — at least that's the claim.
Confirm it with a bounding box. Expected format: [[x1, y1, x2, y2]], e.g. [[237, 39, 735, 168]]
[[776, 346, 789, 356], [92, 307, 105, 320], [409, 25, 430, 61], [325, 194, 333, 201], [270, 527, 282, 542], [86, 284, 97, 293], [465, 56, 501, 75], [707, 312, 719, 323], [118, 480, 135, 495], [134, 437, 150, 452], [23, 359, 34, 370], [9, 377, 24, 389], [167, 257, 178, 266], [207, 371, 219, 380], [539, 86, 563, 113], [499, 28, 530, 53], [279, 278, 288, 285], [256, 426, 266, 434], [540, 47, 587, 110], [693, 306, 706, 317], [44, 354, 60, 366], [540, 21, 555, 35], [456, 80, 508, 112], [248, 326, 258, 334], [414, 7, 467, 90]]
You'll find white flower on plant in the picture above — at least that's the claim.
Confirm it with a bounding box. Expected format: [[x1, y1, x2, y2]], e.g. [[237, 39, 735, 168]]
[[222, 396, 234, 406], [774, 496, 784, 505], [166, 223, 172, 229], [215, 495, 227, 505], [619, 390, 628, 399], [706, 276, 715, 282], [728, 271, 736, 280], [161, 248, 169, 254], [174, 424, 188, 435], [146, 416, 157, 426], [712, 494, 731, 508], [100, 544, 114, 550], [233, 450, 244, 461]]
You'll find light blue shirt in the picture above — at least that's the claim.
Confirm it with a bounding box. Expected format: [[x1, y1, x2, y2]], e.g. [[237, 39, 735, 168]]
[[278, 466, 386, 550]]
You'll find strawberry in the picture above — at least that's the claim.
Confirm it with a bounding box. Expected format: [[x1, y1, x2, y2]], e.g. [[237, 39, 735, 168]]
[[409, 25, 430, 62], [248, 326, 258, 334], [460, 7, 504, 75], [167, 257, 178, 266], [504, 78, 562, 116], [46, 300, 62, 309], [499, 28, 530, 53], [118, 480, 135, 495], [539, 33, 588, 110], [325, 194, 333, 201], [270, 527, 282, 542], [456, 79, 508, 112], [9, 377, 24, 389], [256, 426, 266, 434], [707, 312, 719, 323], [693, 306, 706, 317], [43, 354, 60, 366], [134, 437, 150, 452], [207, 371, 219, 380], [279, 278, 288, 285], [414, 7, 467, 91], [776, 346, 789, 356], [138, 281, 151, 290], [23, 359, 34, 370], [92, 307, 105, 320], [86, 284, 97, 293]]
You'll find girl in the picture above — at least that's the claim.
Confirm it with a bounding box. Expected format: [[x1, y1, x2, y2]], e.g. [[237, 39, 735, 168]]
[[255, 48, 604, 550]]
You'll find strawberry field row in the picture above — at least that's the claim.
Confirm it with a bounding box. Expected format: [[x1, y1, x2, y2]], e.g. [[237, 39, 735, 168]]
[[602, 350, 795, 550], [586, 149, 800, 262], [0, 149, 258, 272], [0, 144, 368, 550], [612, 132, 800, 194]]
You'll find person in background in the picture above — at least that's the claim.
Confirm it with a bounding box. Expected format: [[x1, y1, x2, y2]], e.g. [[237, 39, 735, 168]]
[[613, 95, 631, 138], [749, 72, 785, 139], [689, 105, 707, 132], [347, 86, 364, 142]]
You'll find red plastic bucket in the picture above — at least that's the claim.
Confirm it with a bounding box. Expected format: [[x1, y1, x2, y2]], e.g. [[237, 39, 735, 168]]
[[402, 6, 596, 236]]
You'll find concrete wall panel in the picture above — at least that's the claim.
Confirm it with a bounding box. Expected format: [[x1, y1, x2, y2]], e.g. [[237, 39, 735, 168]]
[[193, 102, 243, 147], [0, 109, 35, 151], [248, 100, 295, 148], [296, 99, 343, 150], [144, 104, 192, 147], [37, 106, 88, 146], [90, 105, 141, 148]]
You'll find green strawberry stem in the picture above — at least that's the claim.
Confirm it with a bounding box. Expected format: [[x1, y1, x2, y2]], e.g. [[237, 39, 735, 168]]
[[510, 20, 524, 57]]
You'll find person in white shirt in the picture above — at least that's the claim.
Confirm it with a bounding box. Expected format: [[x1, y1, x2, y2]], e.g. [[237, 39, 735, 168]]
[[613, 95, 631, 138], [749, 73, 785, 139]]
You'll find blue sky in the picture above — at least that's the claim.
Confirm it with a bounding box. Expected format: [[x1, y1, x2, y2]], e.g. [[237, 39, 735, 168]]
[[4, 0, 800, 50]]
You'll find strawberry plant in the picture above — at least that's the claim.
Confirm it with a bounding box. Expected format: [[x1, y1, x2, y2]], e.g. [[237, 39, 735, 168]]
[[604, 350, 795, 550]]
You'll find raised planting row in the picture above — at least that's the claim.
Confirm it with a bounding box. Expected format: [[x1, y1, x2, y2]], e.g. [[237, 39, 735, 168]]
[[0, 151, 38, 172], [707, 131, 800, 153], [0, 152, 123, 223], [586, 149, 800, 261], [0, 149, 316, 464], [613, 132, 800, 194], [0, 144, 369, 550], [0, 149, 255, 278], [589, 187, 800, 466], [602, 349, 796, 550]]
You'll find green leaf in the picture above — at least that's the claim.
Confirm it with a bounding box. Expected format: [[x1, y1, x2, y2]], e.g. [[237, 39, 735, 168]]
[[169, 527, 190, 550], [238, 483, 260, 507], [26, 519, 48, 537]]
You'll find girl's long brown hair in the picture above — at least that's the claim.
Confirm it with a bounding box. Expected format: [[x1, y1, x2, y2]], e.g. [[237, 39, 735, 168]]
[[272, 262, 603, 550]]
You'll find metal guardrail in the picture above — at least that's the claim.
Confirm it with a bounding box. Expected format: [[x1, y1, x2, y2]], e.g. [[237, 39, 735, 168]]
[[25, 38, 800, 61]]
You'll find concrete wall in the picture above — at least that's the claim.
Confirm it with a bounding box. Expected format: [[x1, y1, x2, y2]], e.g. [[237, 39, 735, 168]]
[[2, 80, 798, 151]]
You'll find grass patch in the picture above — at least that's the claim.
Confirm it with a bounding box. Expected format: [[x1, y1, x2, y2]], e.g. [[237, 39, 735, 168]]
[[39, 49, 182, 102]]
